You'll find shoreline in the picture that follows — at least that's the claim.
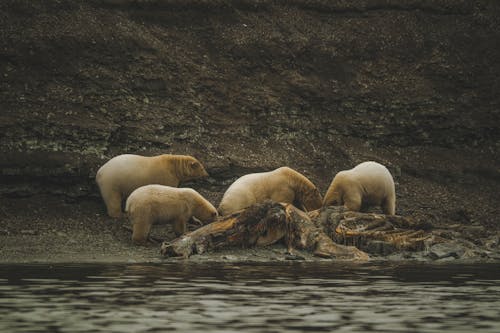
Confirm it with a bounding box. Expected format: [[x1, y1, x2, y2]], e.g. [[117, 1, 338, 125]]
[[1, 195, 498, 265]]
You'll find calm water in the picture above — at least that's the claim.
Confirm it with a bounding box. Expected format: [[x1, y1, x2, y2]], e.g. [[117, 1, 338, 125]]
[[0, 262, 499, 332]]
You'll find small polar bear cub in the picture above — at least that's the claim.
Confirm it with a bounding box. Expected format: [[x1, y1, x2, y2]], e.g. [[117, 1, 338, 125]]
[[125, 185, 218, 245], [323, 161, 396, 215]]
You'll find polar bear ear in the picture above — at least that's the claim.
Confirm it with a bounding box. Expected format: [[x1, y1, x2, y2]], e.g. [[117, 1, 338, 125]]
[[190, 161, 200, 169]]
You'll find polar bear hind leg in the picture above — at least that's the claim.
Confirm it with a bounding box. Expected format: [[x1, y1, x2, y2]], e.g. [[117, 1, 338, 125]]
[[131, 215, 154, 245], [99, 185, 123, 218]]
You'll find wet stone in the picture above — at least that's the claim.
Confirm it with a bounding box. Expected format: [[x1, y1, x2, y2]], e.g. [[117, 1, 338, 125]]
[[284, 253, 306, 261], [427, 242, 467, 260], [364, 241, 397, 256]]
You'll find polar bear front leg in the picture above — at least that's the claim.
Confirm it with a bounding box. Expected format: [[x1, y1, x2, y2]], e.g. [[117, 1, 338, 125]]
[[173, 218, 188, 236], [343, 190, 362, 213], [382, 195, 396, 215]]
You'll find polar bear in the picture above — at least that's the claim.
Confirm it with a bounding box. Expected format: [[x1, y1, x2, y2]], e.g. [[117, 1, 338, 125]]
[[218, 167, 323, 215], [125, 185, 218, 245], [323, 161, 396, 215], [96, 154, 209, 218]]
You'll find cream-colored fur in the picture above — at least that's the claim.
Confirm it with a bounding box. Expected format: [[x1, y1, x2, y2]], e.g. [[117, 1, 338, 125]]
[[218, 167, 322, 215], [96, 154, 209, 218], [125, 185, 217, 245], [323, 161, 396, 215]]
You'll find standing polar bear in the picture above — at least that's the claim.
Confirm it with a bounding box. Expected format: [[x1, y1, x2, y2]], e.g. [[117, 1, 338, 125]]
[[323, 161, 396, 215], [218, 167, 323, 216], [125, 185, 218, 245], [96, 154, 209, 218]]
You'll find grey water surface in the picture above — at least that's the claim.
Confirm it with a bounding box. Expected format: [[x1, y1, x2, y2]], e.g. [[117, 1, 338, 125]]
[[0, 262, 499, 332]]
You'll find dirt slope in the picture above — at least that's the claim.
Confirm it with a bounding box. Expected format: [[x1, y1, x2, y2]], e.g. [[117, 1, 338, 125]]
[[0, 0, 499, 262]]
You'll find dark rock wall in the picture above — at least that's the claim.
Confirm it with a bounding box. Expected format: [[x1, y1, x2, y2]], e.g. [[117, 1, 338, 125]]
[[1, 0, 499, 206]]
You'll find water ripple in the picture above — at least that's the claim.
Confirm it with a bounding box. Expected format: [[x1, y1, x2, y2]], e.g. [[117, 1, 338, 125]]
[[0, 262, 499, 332]]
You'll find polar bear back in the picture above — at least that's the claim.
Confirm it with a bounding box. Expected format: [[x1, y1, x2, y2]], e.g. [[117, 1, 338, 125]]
[[325, 161, 395, 213], [125, 184, 187, 221], [125, 184, 217, 244], [218, 167, 317, 215], [97, 155, 168, 196], [222, 169, 295, 206], [96, 154, 207, 199], [125, 184, 216, 222], [347, 161, 395, 200]]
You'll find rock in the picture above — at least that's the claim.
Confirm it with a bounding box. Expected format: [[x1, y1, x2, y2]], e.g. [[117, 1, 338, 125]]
[[284, 253, 306, 261], [427, 242, 467, 260], [364, 241, 397, 256], [484, 236, 499, 250], [20, 230, 37, 236]]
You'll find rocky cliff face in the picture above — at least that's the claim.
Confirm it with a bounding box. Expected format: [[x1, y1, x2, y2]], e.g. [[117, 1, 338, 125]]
[[1, 0, 499, 228]]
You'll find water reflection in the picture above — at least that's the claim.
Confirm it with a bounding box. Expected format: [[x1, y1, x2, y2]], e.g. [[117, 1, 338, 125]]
[[0, 262, 499, 332]]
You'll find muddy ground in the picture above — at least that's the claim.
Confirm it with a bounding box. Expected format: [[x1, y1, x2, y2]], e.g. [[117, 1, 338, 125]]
[[0, 0, 499, 263], [0, 194, 323, 263]]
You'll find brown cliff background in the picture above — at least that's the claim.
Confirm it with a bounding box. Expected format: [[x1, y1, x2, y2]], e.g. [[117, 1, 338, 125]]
[[1, 0, 499, 254]]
